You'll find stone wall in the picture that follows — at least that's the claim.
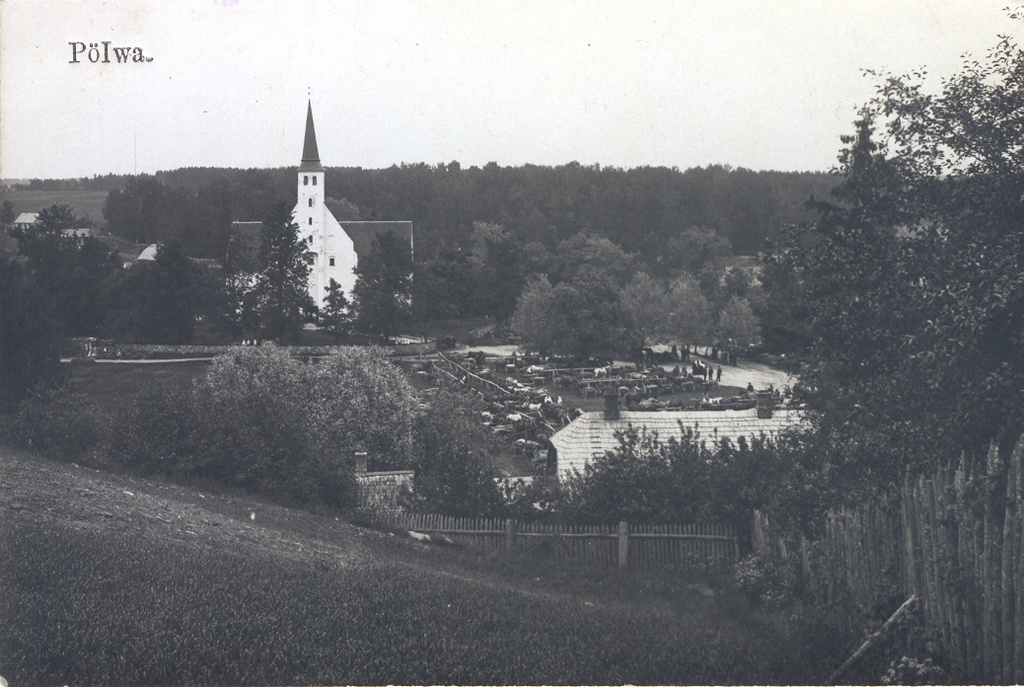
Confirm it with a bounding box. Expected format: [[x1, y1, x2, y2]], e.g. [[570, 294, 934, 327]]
[[355, 470, 415, 514]]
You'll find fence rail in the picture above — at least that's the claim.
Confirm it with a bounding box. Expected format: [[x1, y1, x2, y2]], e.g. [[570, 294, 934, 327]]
[[376, 512, 738, 569]]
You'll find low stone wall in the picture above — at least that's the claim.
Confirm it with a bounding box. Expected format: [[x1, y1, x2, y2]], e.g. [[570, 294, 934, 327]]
[[356, 470, 415, 514], [101, 341, 436, 359]]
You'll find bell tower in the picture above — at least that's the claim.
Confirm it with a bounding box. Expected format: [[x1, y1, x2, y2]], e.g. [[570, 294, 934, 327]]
[[297, 100, 326, 298]]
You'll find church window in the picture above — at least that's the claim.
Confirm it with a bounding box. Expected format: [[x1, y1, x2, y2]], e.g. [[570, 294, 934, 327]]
[[312, 177, 317, 186], [329, 257, 335, 266], [303, 176, 309, 186], [308, 198, 313, 207]]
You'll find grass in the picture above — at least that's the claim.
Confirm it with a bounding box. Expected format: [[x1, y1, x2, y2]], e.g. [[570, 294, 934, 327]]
[[0, 189, 111, 226], [0, 450, 838, 685]]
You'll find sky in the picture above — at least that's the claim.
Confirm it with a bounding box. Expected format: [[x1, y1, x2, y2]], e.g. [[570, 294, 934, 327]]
[[0, 0, 1019, 179]]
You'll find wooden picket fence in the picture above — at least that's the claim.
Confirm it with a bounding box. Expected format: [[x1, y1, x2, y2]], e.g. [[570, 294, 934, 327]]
[[377, 512, 739, 569], [754, 437, 1024, 683]]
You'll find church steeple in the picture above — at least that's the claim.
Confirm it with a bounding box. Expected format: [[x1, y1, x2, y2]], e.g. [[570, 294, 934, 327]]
[[299, 100, 325, 172]]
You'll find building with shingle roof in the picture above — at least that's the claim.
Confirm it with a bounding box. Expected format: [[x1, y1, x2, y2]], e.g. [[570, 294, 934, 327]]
[[550, 394, 805, 478], [293, 101, 412, 309], [12, 212, 38, 230]]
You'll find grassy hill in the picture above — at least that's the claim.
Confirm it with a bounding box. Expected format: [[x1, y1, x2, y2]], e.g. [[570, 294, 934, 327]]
[[0, 448, 842, 685]]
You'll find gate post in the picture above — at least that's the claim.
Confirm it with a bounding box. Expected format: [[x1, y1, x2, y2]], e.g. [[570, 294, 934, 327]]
[[618, 520, 629, 568], [505, 519, 517, 550]]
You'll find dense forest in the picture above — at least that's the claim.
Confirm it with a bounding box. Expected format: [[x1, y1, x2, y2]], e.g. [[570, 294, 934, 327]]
[[8, 163, 837, 262]]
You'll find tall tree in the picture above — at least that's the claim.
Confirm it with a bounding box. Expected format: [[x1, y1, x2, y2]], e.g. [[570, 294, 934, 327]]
[[620, 272, 671, 353], [778, 26, 1024, 484], [321, 278, 352, 340], [0, 259, 62, 411], [665, 274, 713, 349], [468, 222, 524, 322], [717, 296, 761, 349], [351, 230, 413, 340], [0, 200, 15, 227], [107, 242, 198, 343], [14, 204, 119, 336], [254, 202, 313, 343]]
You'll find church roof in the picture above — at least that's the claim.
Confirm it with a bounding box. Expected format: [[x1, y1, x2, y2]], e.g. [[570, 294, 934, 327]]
[[340, 221, 414, 261], [299, 100, 325, 173]]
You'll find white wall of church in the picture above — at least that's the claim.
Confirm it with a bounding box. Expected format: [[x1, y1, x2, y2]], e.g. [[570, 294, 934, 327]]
[[294, 172, 358, 310]]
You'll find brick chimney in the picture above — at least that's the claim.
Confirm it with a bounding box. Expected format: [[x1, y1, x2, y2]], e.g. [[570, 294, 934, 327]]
[[354, 451, 368, 475], [603, 390, 620, 421]]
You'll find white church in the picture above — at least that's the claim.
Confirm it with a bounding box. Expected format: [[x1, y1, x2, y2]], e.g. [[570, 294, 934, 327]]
[[292, 101, 413, 310]]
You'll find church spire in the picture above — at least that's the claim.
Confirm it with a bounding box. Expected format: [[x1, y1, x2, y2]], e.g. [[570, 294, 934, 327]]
[[299, 100, 325, 172]]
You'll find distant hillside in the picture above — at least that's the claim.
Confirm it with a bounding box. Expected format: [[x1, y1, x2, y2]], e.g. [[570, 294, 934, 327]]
[[0, 189, 111, 227]]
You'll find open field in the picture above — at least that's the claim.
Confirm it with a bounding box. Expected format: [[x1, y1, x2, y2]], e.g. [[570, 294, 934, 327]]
[[0, 189, 112, 225], [0, 449, 840, 685]]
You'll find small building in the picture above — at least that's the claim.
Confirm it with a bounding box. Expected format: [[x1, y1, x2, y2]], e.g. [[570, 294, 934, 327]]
[[549, 393, 805, 479], [11, 212, 39, 230]]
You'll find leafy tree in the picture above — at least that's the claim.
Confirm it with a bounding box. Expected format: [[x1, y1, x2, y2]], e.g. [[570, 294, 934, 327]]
[[512, 233, 640, 360], [718, 296, 761, 348], [321, 278, 352, 340], [106, 242, 198, 343], [0, 259, 62, 411], [254, 202, 313, 343], [0, 200, 15, 226], [777, 26, 1024, 486], [548, 232, 637, 288], [663, 226, 733, 277], [14, 204, 119, 336], [102, 175, 168, 245], [351, 230, 413, 340], [406, 389, 505, 517], [324, 196, 364, 220], [468, 222, 524, 322], [620, 272, 671, 352], [511, 276, 560, 354], [512, 271, 626, 362], [36, 203, 78, 231], [665, 274, 713, 349], [411, 246, 474, 328]]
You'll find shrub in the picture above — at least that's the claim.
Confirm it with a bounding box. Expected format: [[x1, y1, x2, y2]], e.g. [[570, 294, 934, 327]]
[[3, 386, 109, 462], [732, 553, 797, 608], [109, 344, 418, 510]]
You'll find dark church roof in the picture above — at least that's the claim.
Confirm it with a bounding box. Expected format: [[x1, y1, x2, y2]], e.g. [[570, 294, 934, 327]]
[[299, 100, 325, 173], [340, 221, 414, 261]]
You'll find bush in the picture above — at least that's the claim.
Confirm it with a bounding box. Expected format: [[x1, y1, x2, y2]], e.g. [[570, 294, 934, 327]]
[[732, 553, 797, 608], [108, 344, 418, 510], [2, 386, 109, 462]]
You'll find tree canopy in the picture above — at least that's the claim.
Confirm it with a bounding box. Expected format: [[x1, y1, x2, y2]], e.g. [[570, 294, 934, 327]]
[[778, 30, 1024, 487]]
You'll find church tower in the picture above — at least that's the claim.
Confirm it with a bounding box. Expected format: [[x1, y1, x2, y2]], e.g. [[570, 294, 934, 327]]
[[293, 99, 411, 312], [295, 101, 331, 307]]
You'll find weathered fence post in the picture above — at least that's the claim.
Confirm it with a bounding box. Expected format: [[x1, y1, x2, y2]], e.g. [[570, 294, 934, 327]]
[[505, 518, 517, 550], [618, 520, 629, 568]]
